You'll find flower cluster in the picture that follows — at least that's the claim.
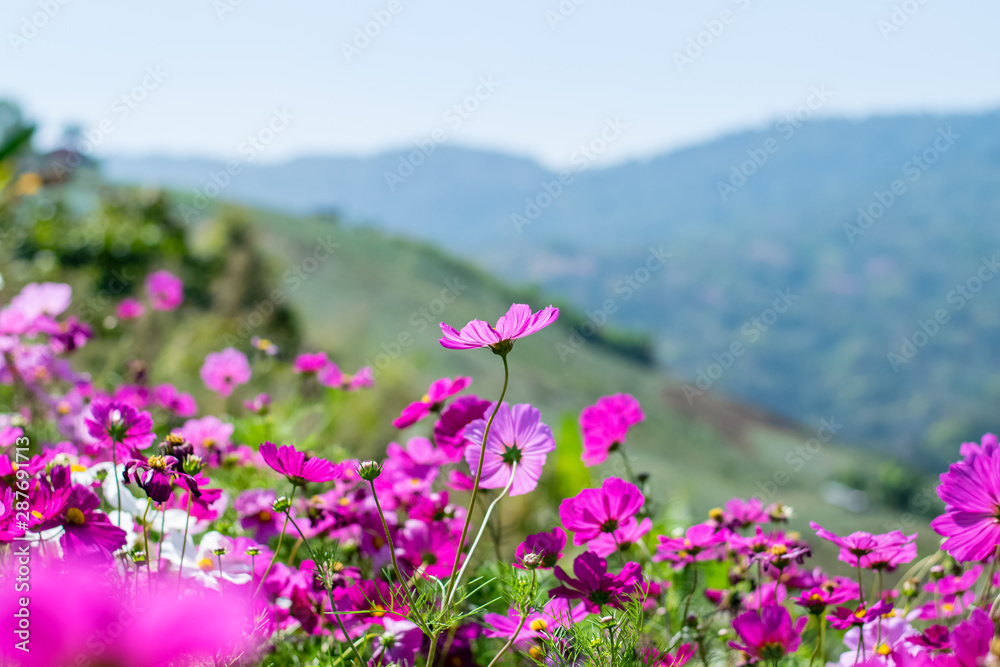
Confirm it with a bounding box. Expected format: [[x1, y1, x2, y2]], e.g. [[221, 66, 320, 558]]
[[2, 292, 999, 667]]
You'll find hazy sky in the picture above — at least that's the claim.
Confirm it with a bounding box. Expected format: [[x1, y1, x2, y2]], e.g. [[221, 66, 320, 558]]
[[3, 0, 998, 168]]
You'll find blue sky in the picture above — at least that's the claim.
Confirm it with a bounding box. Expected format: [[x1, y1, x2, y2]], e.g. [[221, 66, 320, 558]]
[[3, 0, 999, 168]]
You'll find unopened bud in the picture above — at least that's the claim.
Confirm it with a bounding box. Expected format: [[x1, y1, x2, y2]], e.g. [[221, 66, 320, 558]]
[[183, 454, 205, 475], [902, 578, 919, 597], [685, 613, 698, 628], [599, 615, 614, 625], [520, 553, 542, 570], [357, 460, 383, 482], [245, 547, 261, 557], [273, 496, 292, 513], [929, 565, 945, 580], [212, 547, 227, 556]]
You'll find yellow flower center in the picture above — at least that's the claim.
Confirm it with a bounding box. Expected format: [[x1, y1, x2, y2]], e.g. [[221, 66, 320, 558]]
[[770, 544, 788, 557], [197, 557, 215, 572], [148, 456, 168, 471], [529, 619, 549, 632], [57, 401, 71, 415], [854, 609, 867, 619], [257, 510, 272, 522], [371, 604, 385, 618], [66, 507, 86, 525], [528, 647, 544, 660], [708, 507, 723, 520], [338, 497, 351, 507], [421, 394, 431, 403], [373, 536, 385, 549], [70, 464, 87, 472], [877, 644, 891, 656], [204, 439, 216, 449]]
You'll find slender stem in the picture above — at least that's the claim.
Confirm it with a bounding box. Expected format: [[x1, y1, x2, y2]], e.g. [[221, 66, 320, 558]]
[[157, 507, 167, 572], [284, 510, 366, 667], [682, 562, 698, 622], [141, 501, 152, 593], [112, 435, 122, 519], [487, 569, 537, 667], [368, 480, 426, 631], [443, 354, 509, 607], [255, 485, 296, 598], [448, 463, 518, 608], [977, 546, 1000, 607], [809, 613, 824, 667], [856, 556, 866, 662], [617, 446, 636, 484], [177, 493, 193, 595]]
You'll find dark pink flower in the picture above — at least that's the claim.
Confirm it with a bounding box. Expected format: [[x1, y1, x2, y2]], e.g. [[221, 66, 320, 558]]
[[259, 441, 342, 485], [371, 618, 423, 667], [579, 393, 644, 466], [293, 352, 329, 374], [642, 644, 696, 667], [463, 402, 555, 496], [810, 522, 913, 567], [548, 551, 643, 612], [153, 383, 197, 417], [433, 394, 490, 461], [484, 598, 587, 644], [439, 303, 559, 353], [515, 527, 567, 569], [84, 400, 155, 458], [146, 269, 184, 311], [235, 488, 282, 541], [559, 477, 645, 545], [931, 441, 1000, 562], [115, 297, 145, 320], [200, 347, 251, 397], [826, 600, 892, 630], [244, 392, 271, 414], [35, 484, 127, 558], [590, 516, 653, 558], [654, 523, 728, 568], [729, 606, 807, 660], [123, 453, 201, 503], [393, 376, 471, 428]]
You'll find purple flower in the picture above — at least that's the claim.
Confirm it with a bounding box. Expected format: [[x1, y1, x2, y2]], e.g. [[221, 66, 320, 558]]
[[484, 598, 587, 645], [590, 516, 653, 558], [259, 441, 342, 485], [826, 600, 892, 630], [177, 416, 234, 462], [729, 606, 807, 660], [371, 618, 423, 667], [579, 393, 644, 466], [654, 523, 728, 568], [116, 297, 145, 320], [463, 402, 555, 496], [200, 348, 251, 397], [515, 527, 567, 569], [235, 488, 282, 541], [36, 484, 127, 558], [123, 454, 201, 503], [548, 551, 643, 613], [439, 303, 559, 353], [293, 352, 329, 374], [244, 393, 271, 414], [559, 477, 645, 545], [810, 522, 913, 567], [146, 270, 184, 311], [84, 400, 155, 458], [153, 383, 197, 417], [393, 376, 471, 429], [931, 441, 1000, 562]]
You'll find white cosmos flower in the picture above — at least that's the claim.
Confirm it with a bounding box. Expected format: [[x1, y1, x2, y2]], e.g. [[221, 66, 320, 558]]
[[159, 530, 251, 590]]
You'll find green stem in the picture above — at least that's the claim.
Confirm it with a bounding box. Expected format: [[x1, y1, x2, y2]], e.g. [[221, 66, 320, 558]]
[[254, 485, 296, 598], [682, 562, 698, 623], [368, 480, 427, 632], [285, 510, 366, 667], [447, 462, 518, 607], [486, 569, 536, 667], [617, 446, 636, 484], [809, 613, 824, 667], [177, 493, 193, 595], [112, 434, 122, 519], [141, 501, 152, 593]]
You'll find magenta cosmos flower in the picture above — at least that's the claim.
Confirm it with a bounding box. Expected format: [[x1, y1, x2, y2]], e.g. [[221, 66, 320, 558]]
[[145, 269, 184, 311], [810, 522, 913, 567], [579, 393, 645, 466], [515, 527, 567, 569], [654, 523, 728, 568], [548, 551, 644, 612], [260, 441, 342, 486], [115, 297, 145, 320], [84, 400, 155, 458], [433, 394, 491, 461], [439, 303, 559, 353], [559, 477, 645, 545], [729, 606, 807, 661], [293, 351, 329, 374], [931, 442, 1000, 562], [200, 347, 252, 397], [463, 402, 555, 496], [393, 376, 471, 428]]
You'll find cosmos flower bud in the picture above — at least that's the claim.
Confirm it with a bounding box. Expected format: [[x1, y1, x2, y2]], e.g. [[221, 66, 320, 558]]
[[520, 553, 542, 570], [902, 578, 919, 597], [599, 615, 614, 625], [132, 550, 147, 564], [357, 460, 383, 482], [212, 547, 227, 557], [245, 547, 261, 557], [273, 496, 292, 513], [929, 564, 945, 580], [183, 454, 205, 475]]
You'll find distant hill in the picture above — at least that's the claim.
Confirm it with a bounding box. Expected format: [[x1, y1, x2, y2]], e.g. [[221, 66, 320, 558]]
[[102, 110, 1000, 464]]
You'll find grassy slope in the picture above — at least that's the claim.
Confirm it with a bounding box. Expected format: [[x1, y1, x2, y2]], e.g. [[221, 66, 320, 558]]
[[232, 205, 939, 558]]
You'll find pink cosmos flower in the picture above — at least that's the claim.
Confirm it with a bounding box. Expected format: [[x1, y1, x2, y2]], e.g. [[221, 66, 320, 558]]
[[642, 644, 696, 667], [729, 606, 807, 660], [146, 269, 184, 311], [931, 441, 1000, 562], [345, 366, 373, 390], [316, 361, 342, 387], [84, 400, 155, 458], [484, 598, 587, 644], [654, 523, 728, 568], [579, 393, 645, 466], [548, 551, 644, 612], [590, 516, 653, 558], [809, 522, 913, 567], [515, 527, 567, 569], [153, 383, 197, 417], [463, 402, 555, 496], [35, 484, 128, 558], [200, 347, 251, 397], [826, 600, 892, 630], [260, 441, 342, 486], [293, 352, 329, 374], [433, 394, 491, 461], [560, 477, 645, 545], [115, 297, 145, 320], [0, 562, 255, 667], [244, 392, 271, 414], [0, 282, 71, 334], [371, 618, 423, 667], [439, 303, 559, 353], [393, 376, 471, 428]]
